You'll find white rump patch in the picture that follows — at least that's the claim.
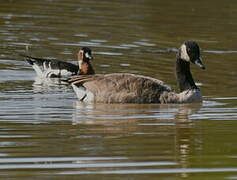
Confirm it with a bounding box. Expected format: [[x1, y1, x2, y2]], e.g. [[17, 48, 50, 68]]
[[72, 84, 94, 102], [180, 44, 190, 62]]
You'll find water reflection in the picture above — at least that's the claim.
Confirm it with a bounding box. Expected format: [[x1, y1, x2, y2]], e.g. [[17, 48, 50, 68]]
[[33, 76, 67, 87], [73, 101, 202, 125], [72, 101, 202, 177]]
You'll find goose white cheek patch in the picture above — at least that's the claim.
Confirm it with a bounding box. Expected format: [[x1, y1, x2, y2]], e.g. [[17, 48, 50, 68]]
[[180, 44, 190, 62], [85, 52, 90, 59]]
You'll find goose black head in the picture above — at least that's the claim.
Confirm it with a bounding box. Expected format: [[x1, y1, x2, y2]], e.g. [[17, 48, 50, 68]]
[[78, 47, 93, 62], [179, 41, 205, 69]]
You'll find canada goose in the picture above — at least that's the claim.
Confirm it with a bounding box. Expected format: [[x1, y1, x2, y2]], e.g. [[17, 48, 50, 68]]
[[67, 41, 205, 104], [25, 47, 95, 78]]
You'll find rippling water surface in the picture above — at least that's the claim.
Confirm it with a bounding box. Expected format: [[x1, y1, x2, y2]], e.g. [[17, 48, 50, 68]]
[[0, 0, 237, 179]]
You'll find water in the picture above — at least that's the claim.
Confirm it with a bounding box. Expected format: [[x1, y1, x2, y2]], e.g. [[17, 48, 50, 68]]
[[0, 0, 237, 179]]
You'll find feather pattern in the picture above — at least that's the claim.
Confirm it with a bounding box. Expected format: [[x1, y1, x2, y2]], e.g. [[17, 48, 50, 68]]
[[26, 56, 78, 77], [68, 73, 172, 103], [24, 47, 95, 78]]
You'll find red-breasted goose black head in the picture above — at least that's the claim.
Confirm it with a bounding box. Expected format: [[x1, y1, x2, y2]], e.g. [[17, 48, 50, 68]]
[[67, 41, 205, 104], [25, 47, 95, 78]]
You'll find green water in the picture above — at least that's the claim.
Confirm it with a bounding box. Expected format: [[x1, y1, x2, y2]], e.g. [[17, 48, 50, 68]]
[[0, 0, 237, 179]]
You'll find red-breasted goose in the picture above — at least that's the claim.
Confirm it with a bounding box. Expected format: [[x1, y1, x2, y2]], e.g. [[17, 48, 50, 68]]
[[25, 47, 95, 78]]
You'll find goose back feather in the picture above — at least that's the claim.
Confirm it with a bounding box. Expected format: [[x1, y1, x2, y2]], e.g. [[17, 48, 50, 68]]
[[69, 73, 172, 103]]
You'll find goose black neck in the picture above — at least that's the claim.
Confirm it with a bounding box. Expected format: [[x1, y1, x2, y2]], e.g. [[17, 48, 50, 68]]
[[176, 58, 198, 92], [88, 62, 95, 75]]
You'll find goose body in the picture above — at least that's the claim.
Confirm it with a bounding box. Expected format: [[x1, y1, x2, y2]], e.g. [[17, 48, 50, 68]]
[[67, 41, 205, 104], [25, 47, 95, 78]]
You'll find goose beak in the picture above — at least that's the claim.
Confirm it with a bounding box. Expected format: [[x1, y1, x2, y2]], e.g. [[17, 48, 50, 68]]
[[194, 57, 205, 70], [85, 52, 93, 60]]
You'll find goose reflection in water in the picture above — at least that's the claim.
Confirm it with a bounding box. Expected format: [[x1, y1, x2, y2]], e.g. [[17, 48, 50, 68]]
[[72, 101, 202, 178], [32, 77, 69, 94], [72, 101, 202, 125]]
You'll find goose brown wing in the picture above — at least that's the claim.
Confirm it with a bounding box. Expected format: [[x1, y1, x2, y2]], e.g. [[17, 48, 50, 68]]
[[69, 73, 172, 103], [67, 74, 103, 85]]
